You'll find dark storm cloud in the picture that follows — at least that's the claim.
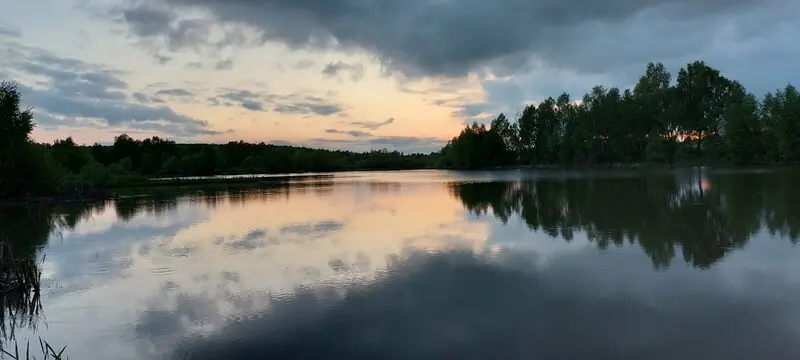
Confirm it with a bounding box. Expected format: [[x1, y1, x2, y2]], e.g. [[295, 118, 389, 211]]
[[118, 5, 174, 37], [110, 0, 779, 78], [322, 61, 364, 81], [324, 128, 372, 138], [349, 117, 394, 130], [110, 3, 261, 63], [2, 44, 218, 136], [113, 4, 214, 52]]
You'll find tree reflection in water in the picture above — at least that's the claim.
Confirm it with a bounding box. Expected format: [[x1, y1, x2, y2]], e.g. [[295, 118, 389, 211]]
[[449, 169, 800, 269]]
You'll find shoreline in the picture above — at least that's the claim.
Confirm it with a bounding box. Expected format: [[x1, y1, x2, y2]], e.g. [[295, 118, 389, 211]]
[[0, 174, 334, 206], [3, 164, 799, 205]]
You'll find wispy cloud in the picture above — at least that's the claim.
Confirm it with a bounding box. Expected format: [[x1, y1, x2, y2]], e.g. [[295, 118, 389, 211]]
[[324, 129, 372, 138], [349, 118, 395, 130]]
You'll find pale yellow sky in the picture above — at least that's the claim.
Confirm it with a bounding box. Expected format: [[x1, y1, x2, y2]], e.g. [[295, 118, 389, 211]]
[[0, 1, 486, 152]]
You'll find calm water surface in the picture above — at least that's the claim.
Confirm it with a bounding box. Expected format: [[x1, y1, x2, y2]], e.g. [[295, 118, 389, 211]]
[[3, 168, 800, 359]]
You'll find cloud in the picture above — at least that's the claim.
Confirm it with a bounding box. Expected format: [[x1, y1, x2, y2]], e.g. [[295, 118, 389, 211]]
[[154, 88, 194, 98], [349, 117, 394, 130], [20, 84, 217, 135], [207, 88, 343, 115], [108, 0, 795, 80], [155, 54, 172, 64], [274, 102, 342, 116], [291, 59, 315, 70], [12, 60, 129, 101], [109, 3, 260, 63], [184, 61, 203, 69], [0, 23, 22, 38], [2, 44, 218, 136], [240, 101, 263, 111], [324, 129, 372, 138], [132, 92, 166, 104], [214, 59, 234, 70], [209, 89, 266, 112], [321, 61, 364, 82]]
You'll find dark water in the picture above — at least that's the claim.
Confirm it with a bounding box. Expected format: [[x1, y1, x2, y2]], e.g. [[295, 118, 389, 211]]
[[3, 168, 800, 359]]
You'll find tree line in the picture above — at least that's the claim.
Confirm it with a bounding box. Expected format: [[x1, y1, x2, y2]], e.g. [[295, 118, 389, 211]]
[[0, 82, 436, 199], [440, 61, 800, 168]]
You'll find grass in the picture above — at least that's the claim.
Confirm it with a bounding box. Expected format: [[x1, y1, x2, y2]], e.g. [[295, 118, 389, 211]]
[[0, 240, 67, 359], [0, 338, 66, 360], [0, 241, 42, 342]]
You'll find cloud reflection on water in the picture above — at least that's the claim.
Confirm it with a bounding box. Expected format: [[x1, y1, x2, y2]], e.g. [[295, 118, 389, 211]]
[[6, 169, 800, 359]]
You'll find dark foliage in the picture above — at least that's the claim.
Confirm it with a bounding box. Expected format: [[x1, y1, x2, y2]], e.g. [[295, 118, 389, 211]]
[[440, 61, 800, 168], [450, 169, 800, 269]]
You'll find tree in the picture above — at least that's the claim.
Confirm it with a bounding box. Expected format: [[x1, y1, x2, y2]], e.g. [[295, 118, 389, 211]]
[[160, 156, 182, 175], [723, 85, 762, 164], [51, 137, 92, 173], [517, 104, 538, 164], [0, 81, 59, 197], [0, 81, 34, 144], [762, 84, 800, 162], [488, 113, 518, 166], [139, 153, 157, 175], [633, 62, 673, 135], [674, 61, 736, 154]]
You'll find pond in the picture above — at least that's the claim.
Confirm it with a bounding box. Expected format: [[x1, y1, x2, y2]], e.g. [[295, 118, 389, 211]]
[[3, 168, 800, 359]]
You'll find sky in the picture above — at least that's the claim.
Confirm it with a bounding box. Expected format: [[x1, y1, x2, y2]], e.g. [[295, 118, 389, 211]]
[[1, 0, 799, 153]]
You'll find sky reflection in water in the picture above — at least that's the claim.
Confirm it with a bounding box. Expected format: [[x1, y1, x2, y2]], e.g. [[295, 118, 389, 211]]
[[6, 168, 800, 360]]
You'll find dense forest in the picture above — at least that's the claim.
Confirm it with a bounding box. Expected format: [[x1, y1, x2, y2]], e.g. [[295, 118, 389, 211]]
[[440, 61, 800, 168], [2, 59, 799, 199]]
